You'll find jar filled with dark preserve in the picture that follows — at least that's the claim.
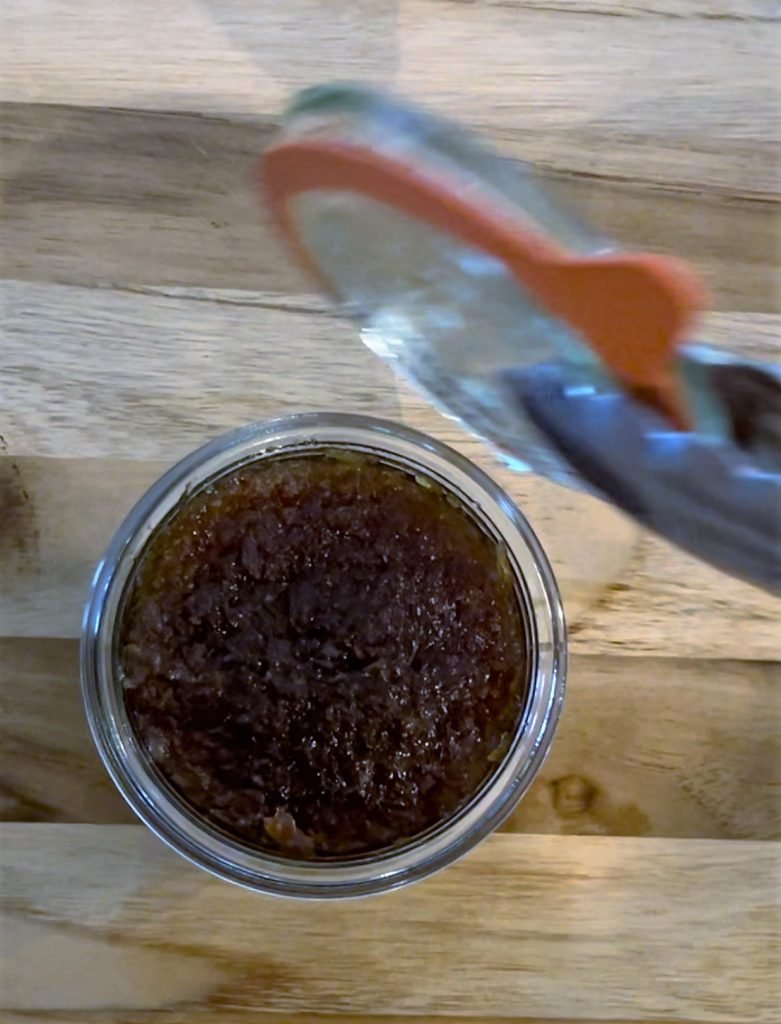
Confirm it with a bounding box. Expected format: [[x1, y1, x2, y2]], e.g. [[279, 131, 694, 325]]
[[82, 414, 566, 897]]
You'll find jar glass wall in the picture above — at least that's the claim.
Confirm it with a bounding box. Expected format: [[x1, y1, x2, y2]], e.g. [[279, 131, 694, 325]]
[[81, 413, 566, 898]]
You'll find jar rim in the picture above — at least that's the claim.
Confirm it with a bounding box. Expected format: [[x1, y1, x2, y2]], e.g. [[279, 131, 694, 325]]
[[81, 412, 566, 898]]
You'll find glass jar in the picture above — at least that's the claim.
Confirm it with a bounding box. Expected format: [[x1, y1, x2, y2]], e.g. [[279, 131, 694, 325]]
[[82, 412, 566, 898], [262, 83, 645, 623], [262, 84, 781, 594]]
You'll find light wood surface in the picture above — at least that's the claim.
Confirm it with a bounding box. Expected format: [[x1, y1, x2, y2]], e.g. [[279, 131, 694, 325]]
[[1, 101, 778, 309], [1, 0, 779, 1021], [2, 826, 779, 1023]]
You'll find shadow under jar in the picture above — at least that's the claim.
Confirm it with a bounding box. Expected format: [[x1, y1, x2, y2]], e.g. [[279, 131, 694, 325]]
[[82, 413, 566, 898]]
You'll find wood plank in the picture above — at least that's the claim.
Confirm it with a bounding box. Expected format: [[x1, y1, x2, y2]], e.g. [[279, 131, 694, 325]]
[[0, 1013, 712, 1024], [460, 0, 776, 13], [0, 0, 397, 114], [1, 826, 778, 1022], [0, 280, 400, 461], [1, 102, 777, 310], [505, 656, 781, 840], [0, 105, 307, 296], [0, 639, 134, 825], [3, 637, 779, 839], [2, 1, 776, 196], [398, 0, 778, 177]]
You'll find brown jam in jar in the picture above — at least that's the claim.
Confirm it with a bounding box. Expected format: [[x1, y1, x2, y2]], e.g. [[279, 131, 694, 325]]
[[119, 451, 529, 860]]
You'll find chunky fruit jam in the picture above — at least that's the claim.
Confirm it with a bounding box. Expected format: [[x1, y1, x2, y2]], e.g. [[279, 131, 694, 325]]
[[119, 451, 528, 859]]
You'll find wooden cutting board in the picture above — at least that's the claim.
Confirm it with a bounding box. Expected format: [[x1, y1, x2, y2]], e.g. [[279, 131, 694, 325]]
[[1, 2, 779, 1022]]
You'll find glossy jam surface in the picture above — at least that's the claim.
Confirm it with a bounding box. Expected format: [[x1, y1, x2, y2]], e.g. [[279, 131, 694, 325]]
[[119, 451, 528, 859]]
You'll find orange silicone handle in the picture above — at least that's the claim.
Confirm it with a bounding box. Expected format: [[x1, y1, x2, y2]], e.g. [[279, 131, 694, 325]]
[[261, 139, 706, 427]]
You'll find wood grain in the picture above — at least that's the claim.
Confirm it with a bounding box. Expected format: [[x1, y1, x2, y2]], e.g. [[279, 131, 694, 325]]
[[0, 1015, 699, 1024], [1, 826, 779, 1022], [10, 1013, 775, 1024], [0, 105, 307, 296], [0, 1014, 699, 1024], [2, 1, 777, 196], [3, 636, 779, 839], [0, 281, 397, 460], [0, 639, 135, 825], [1, 102, 777, 310]]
